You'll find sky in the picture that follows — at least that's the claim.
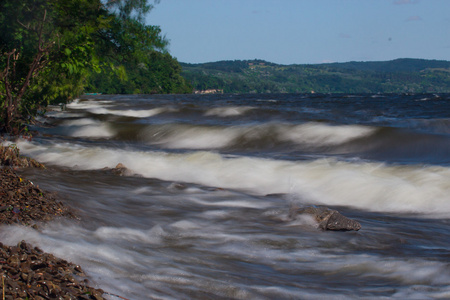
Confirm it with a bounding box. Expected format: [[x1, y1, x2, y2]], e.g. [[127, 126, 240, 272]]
[[147, 0, 450, 65]]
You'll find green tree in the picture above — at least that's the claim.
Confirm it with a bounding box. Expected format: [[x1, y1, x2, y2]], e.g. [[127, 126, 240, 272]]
[[1, 0, 191, 134], [88, 2, 192, 95], [0, 0, 105, 133], [105, 0, 158, 22]]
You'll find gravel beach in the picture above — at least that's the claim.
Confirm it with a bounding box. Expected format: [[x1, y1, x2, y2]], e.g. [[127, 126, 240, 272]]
[[0, 144, 108, 299]]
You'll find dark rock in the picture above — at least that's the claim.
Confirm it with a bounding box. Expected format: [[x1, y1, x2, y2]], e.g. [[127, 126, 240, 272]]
[[0, 167, 75, 226], [290, 205, 361, 231], [0, 241, 106, 299], [101, 162, 131, 176], [111, 163, 128, 175]]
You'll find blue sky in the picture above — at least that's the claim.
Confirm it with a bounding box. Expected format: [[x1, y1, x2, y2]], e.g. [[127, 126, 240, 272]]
[[147, 0, 450, 65]]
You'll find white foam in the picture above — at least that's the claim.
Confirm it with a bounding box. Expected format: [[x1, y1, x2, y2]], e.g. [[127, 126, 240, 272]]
[[66, 99, 111, 110], [189, 198, 272, 209], [64, 98, 174, 118], [170, 220, 201, 230], [63, 118, 98, 126], [144, 125, 240, 149], [94, 226, 165, 245], [45, 111, 86, 119], [60, 118, 114, 138], [201, 210, 231, 219], [14, 139, 450, 217], [204, 106, 255, 117], [87, 107, 167, 118], [279, 122, 376, 146], [140, 122, 375, 150], [71, 125, 112, 138]]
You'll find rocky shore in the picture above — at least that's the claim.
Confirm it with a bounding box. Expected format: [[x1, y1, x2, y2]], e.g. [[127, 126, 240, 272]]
[[0, 144, 109, 299]]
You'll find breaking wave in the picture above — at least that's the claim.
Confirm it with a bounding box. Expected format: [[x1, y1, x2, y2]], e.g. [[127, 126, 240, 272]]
[[13, 139, 450, 218]]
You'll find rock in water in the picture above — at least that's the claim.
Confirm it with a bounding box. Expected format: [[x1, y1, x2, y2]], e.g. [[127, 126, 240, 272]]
[[101, 163, 129, 176], [290, 206, 361, 231], [113, 163, 128, 175]]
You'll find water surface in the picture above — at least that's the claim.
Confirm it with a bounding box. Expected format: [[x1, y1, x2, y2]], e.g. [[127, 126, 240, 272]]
[[1, 93, 449, 299]]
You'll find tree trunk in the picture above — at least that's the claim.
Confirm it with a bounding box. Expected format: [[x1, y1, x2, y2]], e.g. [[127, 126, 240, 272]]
[[1, 10, 53, 133]]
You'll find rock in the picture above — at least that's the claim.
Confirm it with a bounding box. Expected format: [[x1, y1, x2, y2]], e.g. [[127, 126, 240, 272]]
[[0, 241, 106, 299], [101, 163, 130, 176], [290, 205, 361, 231], [0, 148, 114, 299], [115, 163, 126, 169], [0, 168, 75, 226], [112, 163, 128, 176]]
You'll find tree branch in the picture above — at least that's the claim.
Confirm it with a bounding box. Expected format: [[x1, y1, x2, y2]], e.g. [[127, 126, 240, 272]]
[[0, 50, 16, 103], [38, 9, 47, 52], [16, 19, 30, 30]]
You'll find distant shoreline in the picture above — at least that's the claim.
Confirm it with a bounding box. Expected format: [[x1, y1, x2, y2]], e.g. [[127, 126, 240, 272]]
[[181, 58, 450, 94]]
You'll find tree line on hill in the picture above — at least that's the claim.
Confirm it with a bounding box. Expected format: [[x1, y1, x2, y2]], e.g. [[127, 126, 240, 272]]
[[0, 0, 192, 133], [181, 58, 450, 94]]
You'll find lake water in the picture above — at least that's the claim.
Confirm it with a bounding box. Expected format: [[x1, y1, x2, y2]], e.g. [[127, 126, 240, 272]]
[[1, 93, 450, 299]]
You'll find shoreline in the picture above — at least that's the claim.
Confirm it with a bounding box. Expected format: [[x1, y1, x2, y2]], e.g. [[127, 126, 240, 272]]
[[0, 144, 109, 299]]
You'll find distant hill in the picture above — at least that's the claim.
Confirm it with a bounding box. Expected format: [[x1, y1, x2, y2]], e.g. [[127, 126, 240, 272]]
[[322, 58, 450, 73], [180, 58, 450, 94]]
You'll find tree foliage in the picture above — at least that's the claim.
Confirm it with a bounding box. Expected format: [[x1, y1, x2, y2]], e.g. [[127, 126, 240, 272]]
[[87, 1, 191, 95], [0, 0, 105, 132], [0, 0, 191, 133], [104, 0, 158, 22]]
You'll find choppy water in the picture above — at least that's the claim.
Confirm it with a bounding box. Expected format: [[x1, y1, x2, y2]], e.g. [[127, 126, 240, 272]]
[[1, 93, 450, 299]]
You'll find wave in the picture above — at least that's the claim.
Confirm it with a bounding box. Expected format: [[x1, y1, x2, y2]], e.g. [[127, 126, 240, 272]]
[[344, 127, 450, 164], [40, 118, 115, 138], [136, 122, 449, 165], [279, 122, 375, 146], [14, 139, 450, 217], [66, 99, 112, 110], [138, 122, 376, 150], [67, 99, 174, 118], [204, 106, 255, 117], [87, 107, 169, 118]]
